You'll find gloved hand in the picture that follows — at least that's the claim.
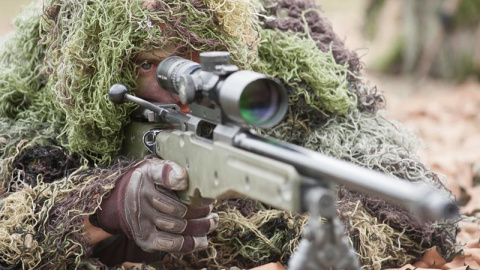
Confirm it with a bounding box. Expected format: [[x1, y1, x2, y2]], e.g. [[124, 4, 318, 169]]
[[95, 158, 218, 253]]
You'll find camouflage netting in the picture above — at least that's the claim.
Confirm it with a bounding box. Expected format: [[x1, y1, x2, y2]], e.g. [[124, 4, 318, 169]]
[[263, 0, 362, 75], [164, 199, 308, 269], [0, 0, 457, 269], [0, 162, 140, 269]]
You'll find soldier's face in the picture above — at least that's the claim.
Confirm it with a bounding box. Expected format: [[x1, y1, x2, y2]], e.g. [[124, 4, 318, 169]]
[[135, 48, 199, 113]]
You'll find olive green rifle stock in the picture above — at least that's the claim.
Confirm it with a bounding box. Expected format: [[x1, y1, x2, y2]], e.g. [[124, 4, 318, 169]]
[[122, 121, 303, 210], [120, 113, 457, 219]]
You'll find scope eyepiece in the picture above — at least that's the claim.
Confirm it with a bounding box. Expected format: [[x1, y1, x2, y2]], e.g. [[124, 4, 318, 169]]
[[156, 56, 201, 95]]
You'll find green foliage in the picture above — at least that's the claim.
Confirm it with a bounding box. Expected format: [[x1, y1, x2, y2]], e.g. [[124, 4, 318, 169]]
[[0, 2, 50, 120], [255, 29, 356, 116]]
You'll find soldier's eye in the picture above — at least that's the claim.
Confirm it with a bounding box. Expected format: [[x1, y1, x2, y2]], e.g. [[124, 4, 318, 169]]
[[140, 61, 153, 71]]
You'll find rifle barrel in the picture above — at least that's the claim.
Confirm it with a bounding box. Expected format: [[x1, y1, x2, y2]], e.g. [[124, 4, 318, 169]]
[[233, 133, 458, 221]]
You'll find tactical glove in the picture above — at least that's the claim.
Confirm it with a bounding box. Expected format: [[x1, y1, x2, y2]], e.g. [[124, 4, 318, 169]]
[[95, 158, 218, 253]]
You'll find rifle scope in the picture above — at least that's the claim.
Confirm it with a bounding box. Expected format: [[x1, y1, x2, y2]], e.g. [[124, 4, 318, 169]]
[[156, 52, 288, 129]]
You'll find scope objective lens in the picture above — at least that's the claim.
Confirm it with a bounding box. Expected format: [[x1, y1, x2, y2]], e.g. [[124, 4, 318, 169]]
[[239, 80, 280, 126], [219, 71, 288, 129]]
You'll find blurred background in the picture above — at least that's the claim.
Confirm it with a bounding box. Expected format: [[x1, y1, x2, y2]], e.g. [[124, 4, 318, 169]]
[[1, 0, 479, 227], [0, 0, 32, 38], [315, 0, 480, 216]]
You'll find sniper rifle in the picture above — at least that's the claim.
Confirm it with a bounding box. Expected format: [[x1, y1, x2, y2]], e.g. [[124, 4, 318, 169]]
[[109, 51, 458, 270]]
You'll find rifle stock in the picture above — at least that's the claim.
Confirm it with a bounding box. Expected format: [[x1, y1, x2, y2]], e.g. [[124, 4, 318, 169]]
[[120, 115, 457, 221]]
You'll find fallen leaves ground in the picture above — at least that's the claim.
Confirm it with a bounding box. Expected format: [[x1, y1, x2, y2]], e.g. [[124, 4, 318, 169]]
[[371, 73, 480, 269]]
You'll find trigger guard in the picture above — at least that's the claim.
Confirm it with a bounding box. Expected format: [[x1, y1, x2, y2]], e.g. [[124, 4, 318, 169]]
[[143, 129, 163, 154]]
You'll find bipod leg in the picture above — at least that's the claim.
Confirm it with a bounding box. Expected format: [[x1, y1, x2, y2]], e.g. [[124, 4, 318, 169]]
[[288, 187, 360, 270]]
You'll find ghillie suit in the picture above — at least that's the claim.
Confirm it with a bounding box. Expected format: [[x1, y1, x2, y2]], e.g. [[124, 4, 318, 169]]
[[0, 0, 457, 269]]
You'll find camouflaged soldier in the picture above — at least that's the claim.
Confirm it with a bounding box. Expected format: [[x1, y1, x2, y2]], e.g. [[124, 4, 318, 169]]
[[0, 0, 456, 269]]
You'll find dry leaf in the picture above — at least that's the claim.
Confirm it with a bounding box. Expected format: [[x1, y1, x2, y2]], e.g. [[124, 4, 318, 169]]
[[413, 247, 447, 268]]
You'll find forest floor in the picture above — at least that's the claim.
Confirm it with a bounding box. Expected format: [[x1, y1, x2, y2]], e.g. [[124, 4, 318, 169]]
[[373, 73, 480, 269]]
